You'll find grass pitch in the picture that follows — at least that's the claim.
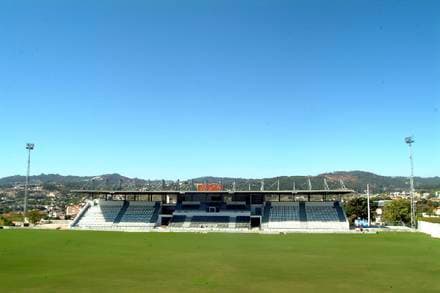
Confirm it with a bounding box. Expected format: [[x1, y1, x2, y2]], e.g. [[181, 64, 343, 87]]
[[0, 230, 439, 292]]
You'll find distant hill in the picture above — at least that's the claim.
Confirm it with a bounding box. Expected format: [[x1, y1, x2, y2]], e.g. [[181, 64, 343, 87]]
[[0, 173, 150, 190], [193, 171, 440, 193], [0, 171, 439, 193]]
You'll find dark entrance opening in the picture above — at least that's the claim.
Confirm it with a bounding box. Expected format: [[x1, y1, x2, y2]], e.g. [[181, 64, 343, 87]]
[[250, 216, 261, 228], [161, 216, 171, 226]]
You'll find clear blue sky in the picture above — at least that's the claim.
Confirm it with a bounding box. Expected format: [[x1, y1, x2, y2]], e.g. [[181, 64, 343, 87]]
[[0, 0, 439, 179]]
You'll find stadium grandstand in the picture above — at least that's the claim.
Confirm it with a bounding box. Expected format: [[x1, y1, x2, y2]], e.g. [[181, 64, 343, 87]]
[[70, 188, 353, 232]]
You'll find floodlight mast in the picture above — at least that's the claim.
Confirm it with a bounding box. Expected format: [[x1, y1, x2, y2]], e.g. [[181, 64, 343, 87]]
[[24, 143, 34, 224], [405, 136, 416, 229], [367, 184, 371, 227]]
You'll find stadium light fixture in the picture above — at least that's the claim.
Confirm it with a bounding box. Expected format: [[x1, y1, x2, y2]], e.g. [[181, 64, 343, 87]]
[[24, 143, 35, 225], [404, 136, 416, 229]]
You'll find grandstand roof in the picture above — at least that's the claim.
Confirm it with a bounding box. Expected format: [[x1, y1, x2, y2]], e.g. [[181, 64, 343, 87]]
[[71, 189, 354, 195]]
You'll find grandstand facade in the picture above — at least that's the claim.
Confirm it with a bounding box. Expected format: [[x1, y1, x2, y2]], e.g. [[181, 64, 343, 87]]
[[70, 189, 353, 232]]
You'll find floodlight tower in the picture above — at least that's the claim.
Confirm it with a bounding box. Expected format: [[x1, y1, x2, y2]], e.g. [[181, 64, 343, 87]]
[[23, 143, 34, 224], [323, 178, 329, 191], [405, 136, 416, 229], [367, 184, 371, 227]]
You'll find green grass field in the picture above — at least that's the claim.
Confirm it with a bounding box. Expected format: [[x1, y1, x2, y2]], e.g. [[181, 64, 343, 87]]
[[0, 230, 439, 292]]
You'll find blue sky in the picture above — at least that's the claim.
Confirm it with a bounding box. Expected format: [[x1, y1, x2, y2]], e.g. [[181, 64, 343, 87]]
[[0, 0, 439, 179]]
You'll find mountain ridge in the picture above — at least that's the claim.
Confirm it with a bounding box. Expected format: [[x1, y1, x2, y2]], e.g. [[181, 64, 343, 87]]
[[1, 171, 439, 193]]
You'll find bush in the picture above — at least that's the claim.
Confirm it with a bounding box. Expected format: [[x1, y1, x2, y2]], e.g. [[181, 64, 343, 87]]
[[26, 210, 47, 224], [0, 216, 14, 226]]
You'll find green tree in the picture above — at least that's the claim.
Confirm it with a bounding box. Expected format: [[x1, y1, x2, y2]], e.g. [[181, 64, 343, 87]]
[[42, 183, 59, 192], [416, 199, 435, 215], [344, 197, 375, 224], [383, 199, 411, 225], [26, 210, 46, 224]]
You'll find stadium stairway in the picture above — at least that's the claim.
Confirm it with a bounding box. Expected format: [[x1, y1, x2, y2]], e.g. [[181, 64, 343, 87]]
[[262, 202, 271, 223], [70, 201, 91, 227], [114, 201, 129, 224], [299, 202, 307, 222], [150, 202, 160, 223], [334, 202, 347, 222]]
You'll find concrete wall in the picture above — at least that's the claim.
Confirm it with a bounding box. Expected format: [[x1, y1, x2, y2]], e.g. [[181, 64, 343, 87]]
[[418, 221, 440, 238]]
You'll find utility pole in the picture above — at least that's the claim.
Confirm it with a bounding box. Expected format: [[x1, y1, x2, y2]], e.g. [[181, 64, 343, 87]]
[[367, 184, 371, 227], [405, 136, 416, 229], [277, 178, 280, 191], [24, 143, 34, 225]]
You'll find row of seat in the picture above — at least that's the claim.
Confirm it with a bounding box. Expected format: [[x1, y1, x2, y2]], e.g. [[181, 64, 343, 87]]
[[117, 203, 159, 226], [74, 201, 160, 229], [269, 205, 300, 221], [169, 215, 250, 229], [265, 202, 346, 222], [75, 204, 122, 228], [305, 206, 340, 222], [264, 202, 349, 230], [73, 200, 348, 231]]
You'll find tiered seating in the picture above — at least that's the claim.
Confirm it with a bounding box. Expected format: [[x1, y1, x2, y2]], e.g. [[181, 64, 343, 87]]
[[265, 202, 301, 229], [306, 205, 339, 221], [73, 199, 349, 232], [73, 200, 161, 230], [189, 216, 230, 228], [262, 202, 349, 231], [269, 204, 300, 221], [116, 202, 159, 228], [304, 202, 348, 230], [75, 200, 123, 229], [169, 201, 251, 230]]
